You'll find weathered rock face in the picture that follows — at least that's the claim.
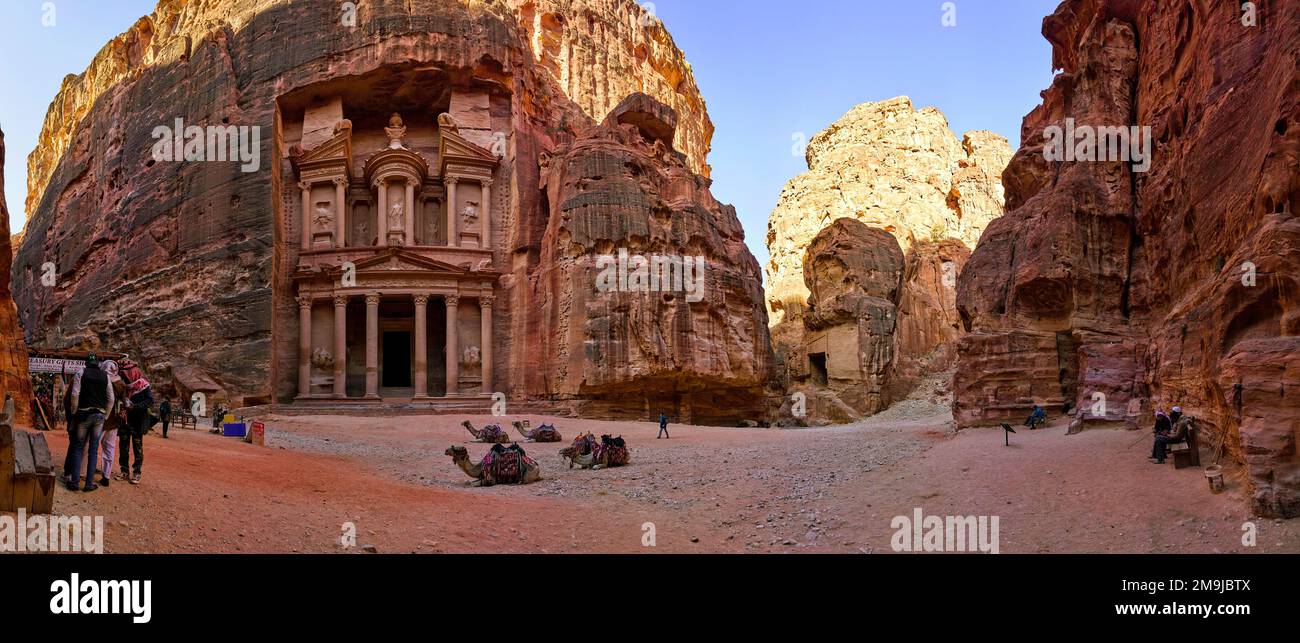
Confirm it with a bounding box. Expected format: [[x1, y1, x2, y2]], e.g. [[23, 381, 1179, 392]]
[[0, 132, 34, 426], [527, 94, 774, 424], [16, 0, 718, 411], [800, 219, 904, 416], [954, 0, 1300, 516], [765, 98, 1008, 419]]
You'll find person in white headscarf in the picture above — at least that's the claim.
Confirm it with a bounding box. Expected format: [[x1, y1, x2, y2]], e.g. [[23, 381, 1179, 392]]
[[97, 360, 127, 487]]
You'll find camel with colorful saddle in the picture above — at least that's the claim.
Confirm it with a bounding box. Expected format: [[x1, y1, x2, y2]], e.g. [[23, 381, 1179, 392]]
[[559, 433, 630, 469], [444, 444, 542, 486], [461, 420, 511, 443], [511, 420, 562, 443]]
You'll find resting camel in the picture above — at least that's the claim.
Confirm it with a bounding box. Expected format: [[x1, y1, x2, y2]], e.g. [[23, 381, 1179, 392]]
[[560, 434, 630, 469], [444, 445, 542, 486], [461, 420, 511, 443], [512, 421, 562, 443]]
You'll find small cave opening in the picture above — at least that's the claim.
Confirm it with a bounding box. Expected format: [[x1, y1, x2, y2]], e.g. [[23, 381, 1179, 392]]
[[809, 352, 828, 386]]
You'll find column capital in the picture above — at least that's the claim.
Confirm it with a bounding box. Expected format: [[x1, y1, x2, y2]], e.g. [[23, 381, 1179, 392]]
[[333, 176, 349, 186], [481, 178, 494, 188], [297, 295, 314, 309], [298, 180, 313, 191], [333, 294, 349, 308], [413, 293, 430, 306], [445, 294, 460, 307], [375, 177, 388, 188], [443, 176, 459, 187], [480, 294, 495, 307], [365, 292, 381, 306]]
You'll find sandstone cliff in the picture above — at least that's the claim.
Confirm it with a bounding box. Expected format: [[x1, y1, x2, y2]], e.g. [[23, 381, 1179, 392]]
[[954, 0, 1300, 517], [527, 94, 773, 423], [765, 97, 1008, 417], [0, 132, 34, 426], [15, 0, 722, 412]]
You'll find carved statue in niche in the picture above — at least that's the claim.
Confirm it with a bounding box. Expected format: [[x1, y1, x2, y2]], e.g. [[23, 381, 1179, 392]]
[[424, 201, 441, 241], [461, 345, 481, 367], [313, 201, 334, 232], [311, 347, 334, 370], [388, 199, 405, 232], [385, 113, 407, 149], [461, 200, 479, 229], [355, 217, 370, 246]]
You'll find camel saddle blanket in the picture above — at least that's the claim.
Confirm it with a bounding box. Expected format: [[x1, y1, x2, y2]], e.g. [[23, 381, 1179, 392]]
[[594, 444, 630, 466], [482, 424, 507, 442], [483, 445, 536, 484], [534, 424, 561, 441]]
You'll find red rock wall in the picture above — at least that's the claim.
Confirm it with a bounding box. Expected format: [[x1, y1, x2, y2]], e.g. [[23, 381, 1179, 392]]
[[955, 0, 1300, 516], [15, 0, 718, 410], [526, 94, 775, 424], [0, 132, 34, 426]]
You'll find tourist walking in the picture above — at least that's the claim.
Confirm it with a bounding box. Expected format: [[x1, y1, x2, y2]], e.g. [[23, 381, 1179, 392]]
[[159, 398, 172, 438], [116, 358, 153, 485], [657, 412, 670, 439], [67, 355, 114, 492]]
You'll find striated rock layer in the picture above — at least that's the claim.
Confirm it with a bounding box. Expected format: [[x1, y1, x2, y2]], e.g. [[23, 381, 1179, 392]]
[[0, 132, 34, 427], [765, 98, 1007, 418], [954, 0, 1300, 517], [15, 0, 734, 417], [529, 94, 774, 423]]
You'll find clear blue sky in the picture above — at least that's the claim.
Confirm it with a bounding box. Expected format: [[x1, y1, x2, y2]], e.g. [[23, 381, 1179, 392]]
[[0, 0, 1061, 272]]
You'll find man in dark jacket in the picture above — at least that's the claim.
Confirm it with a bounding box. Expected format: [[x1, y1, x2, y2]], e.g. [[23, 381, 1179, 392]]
[[116, 359, 153, 485], [1150, 410, 1188, 464], [159, 399, 172, 438], [67, 355, 114, 492]]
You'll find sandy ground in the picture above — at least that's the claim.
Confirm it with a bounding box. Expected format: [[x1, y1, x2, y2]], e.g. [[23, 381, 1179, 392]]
[[12, 384, 1300, 554]]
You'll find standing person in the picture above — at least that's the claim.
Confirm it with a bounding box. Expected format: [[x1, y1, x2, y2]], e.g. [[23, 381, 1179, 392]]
[[657, 412, 670, 439], [67, 355, 114, 492], [159, 398, 172, 438], [97, 360, 127, 487], [116, 358, 153, 485]]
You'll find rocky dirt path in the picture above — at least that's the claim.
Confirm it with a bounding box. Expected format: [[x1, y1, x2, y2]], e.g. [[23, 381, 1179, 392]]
[[24, 384, 1299, 553]]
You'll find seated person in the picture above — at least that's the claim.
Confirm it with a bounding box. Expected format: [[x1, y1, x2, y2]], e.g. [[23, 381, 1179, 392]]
[[1150, 410, 1190, 464], [1025, 405, 1047, 429]]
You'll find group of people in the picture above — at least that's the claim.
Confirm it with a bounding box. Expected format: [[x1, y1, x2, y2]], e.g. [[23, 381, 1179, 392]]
[[1149, 405, 1192, 464], [61, 355, 155, 491]]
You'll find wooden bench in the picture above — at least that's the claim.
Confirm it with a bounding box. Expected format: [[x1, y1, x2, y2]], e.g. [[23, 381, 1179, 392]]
[[1170, 426, 1201, 469], [0, 427, 57, 514], [176, 410, 197, 430]]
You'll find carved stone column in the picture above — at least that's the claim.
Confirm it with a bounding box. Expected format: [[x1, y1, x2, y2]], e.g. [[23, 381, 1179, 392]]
[[365, 292, 380, 398], [333, 294, 348, 398], [480, 294, 494, 395], [300, 181, 312, 251], [376, 178, 388, 248], [445, 294, 460, 396], [444, 177, 459, 248], [481, 178, 492, 255], [297, 295, 312, 398], [404, 181, 416, 247], [413, 294, 429, 398], [334, 178, 348, 248]]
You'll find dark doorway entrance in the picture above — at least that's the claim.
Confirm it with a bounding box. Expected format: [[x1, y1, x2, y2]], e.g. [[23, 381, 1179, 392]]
[[382, 331, 412, 388], [809, 352, 828, 386]]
